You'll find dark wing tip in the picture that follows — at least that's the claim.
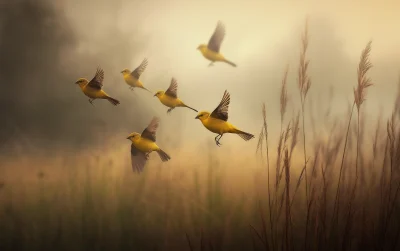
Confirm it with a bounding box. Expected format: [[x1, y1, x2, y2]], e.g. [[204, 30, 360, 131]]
[[222, 90, 230, 104], [142, 58, 149, 66]]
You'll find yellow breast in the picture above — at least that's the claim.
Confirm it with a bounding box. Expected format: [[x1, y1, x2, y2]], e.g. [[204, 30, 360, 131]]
[[159, 95, 181, 108], [82, 85, 104, 98], [201, 117, 232, 134], [201, 48, 224, 62], [124, 75, 140, 87], [132, 137, 159, 152]]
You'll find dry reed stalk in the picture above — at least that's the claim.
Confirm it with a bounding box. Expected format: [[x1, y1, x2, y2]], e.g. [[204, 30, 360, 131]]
[[259, 201, 271, 251], [296, 20, 312, 250], [372, 114, 382, 187], [250, 223, 269, 250], [262, 103, 274, 251], [342, 41, 374, 251], [276, 132, 284, 189], [250, 226, 258, 251], [278, 64, 290, 186], [289, 113, 300, 161], [354, 40, 373, 182], [297, 18, 312, 202], [386, 114, 396, 205], [186, 233, 194, 251], [258, 67, 290, 248], [275, 124, 292, 229], [284, 148, 291, 251], [331, 41, 373, 235], [281, 65, 289, 128]]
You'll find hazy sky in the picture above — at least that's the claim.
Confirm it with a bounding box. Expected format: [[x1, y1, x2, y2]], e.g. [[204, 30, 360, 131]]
[[1, 0, 399, 154]]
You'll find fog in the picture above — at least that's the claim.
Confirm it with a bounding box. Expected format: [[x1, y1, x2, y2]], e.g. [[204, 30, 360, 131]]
[[1, 0, 399, 154]]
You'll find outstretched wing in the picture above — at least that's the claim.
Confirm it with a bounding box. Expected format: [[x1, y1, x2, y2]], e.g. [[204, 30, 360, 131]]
[[141, 117, 159, 142], [131, 58, 148, 79], [207, 21, 226, 53], [130, 144, 148, 173], [210, 90, 230, 121], [164, 78, 178, 98], [87, 67, 104, 90]]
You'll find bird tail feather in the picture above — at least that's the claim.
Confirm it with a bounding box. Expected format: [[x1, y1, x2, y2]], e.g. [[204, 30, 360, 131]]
[[141, 86, 152, 93], [156, 149, 171, 162], [183, 104, 198, 112], [223, 59, 237, 67], [232, 128, 254, 141], [106, 96, 120, 106]]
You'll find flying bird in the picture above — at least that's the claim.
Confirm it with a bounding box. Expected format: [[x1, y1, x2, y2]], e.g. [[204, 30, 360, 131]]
[[127, 117, 171, 173], [121, 58, 152, 93], [154, 78, 198, 114], [75, 67, 120, 106], [195, 90, 254, 146], [197, 21, 237, 67]]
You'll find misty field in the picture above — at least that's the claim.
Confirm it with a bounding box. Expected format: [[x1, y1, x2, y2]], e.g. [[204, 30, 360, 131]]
[[1, 25, 400, 251]]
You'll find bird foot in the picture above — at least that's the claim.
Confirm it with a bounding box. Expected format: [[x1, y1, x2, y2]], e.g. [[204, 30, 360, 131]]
[[89, 99, 94, 105], [167, 108, 174, 115], [145, 153, 150, 160], [208, 62, 214, 67], [214, 135, 222, 147]]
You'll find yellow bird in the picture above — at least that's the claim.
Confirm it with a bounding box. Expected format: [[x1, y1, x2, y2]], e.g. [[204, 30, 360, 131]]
[[154, 77, 198, 114], [121, 58, 152, 93], [75, 67, 120, 106], [127, 116, 171, 173], [197, 21, 237, 67], [195, 90, 254, 146]]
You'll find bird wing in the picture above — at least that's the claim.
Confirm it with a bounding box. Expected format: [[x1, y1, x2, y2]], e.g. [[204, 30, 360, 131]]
[[130, 144, 147, 173], [164, 78, 178, 98], [210, 90, 230, 121], [141, 116, 159, 142], [87, 67, 104, 90], [131, 58, 148, 79], [207, 21, 226, 53]]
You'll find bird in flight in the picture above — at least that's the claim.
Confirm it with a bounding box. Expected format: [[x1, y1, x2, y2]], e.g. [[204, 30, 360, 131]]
[[121, 58, 152, 93], [197, 21, 237, 67], [195, 90, 254, 146], [127, 117, 171, 173], [154, 78, 198, 114], [74, 67, 120, 106]]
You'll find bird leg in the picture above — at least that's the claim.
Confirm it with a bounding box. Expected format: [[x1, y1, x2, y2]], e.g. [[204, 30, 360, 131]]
[[145, 153, 150, 160], [88, 99, 94, 105], [215, 134, 223, 147], [167, 108, 174, 115], [208, 62, 214, 67], [129, 86, 134, 91]]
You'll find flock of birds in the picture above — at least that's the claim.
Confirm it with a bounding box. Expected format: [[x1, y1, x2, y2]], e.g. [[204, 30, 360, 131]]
[[74, 21, 255, 172]]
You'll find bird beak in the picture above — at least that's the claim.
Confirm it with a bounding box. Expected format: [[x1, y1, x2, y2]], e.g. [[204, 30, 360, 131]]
[[195, 115, 200, 119], [126, 136, 130, 139], [153, 94, 157, 97]]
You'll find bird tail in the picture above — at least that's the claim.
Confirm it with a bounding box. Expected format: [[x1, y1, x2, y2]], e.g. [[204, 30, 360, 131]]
[[141, 86, 152, 93], [232, 128, 254, 141], [223, 58, 237, 67], [156, 149, 171, 162], [106, 96, 120, 106], [182, 104, 198, 112]]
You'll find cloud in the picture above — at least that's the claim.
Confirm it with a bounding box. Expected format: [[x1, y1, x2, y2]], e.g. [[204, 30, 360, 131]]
[[0, 0, 153, 152]]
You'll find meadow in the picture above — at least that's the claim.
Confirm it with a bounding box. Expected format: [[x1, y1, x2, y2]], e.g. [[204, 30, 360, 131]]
[[0, 23, 399, 251]]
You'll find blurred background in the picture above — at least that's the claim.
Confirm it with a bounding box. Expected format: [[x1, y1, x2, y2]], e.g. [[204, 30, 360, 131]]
[[1, 0, 400, 250]]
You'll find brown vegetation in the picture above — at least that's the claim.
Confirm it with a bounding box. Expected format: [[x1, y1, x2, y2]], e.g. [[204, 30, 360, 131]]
[[0, 20, 400, 251]]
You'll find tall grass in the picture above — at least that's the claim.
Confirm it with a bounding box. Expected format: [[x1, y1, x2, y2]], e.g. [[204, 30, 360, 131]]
[[1, 23, 400, 251]]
